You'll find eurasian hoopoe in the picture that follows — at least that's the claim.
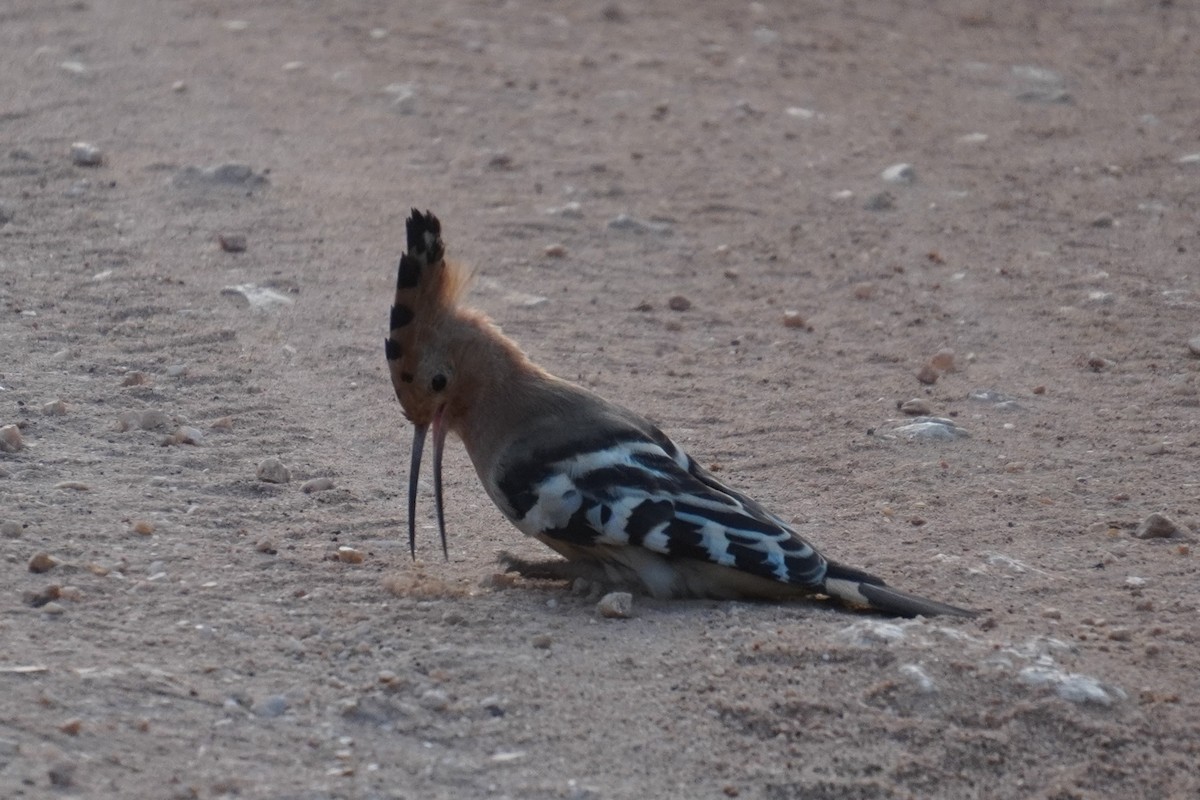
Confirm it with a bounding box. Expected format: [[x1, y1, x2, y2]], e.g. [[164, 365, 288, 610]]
[[386, 209, 975, 617]]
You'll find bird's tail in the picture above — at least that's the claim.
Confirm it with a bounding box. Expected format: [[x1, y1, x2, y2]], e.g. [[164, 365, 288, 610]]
[[822, 561, 976, 618]]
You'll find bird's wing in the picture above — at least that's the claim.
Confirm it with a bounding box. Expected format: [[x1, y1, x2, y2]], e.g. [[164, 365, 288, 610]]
[[496, 425, 828, 589]]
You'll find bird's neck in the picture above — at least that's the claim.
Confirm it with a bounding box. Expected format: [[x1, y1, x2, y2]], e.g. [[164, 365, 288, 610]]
[[444, 312, 561, 468]]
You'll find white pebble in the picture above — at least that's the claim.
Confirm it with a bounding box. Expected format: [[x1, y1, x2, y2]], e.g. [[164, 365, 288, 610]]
[[597, 591, 633, 619], [41, 400, 68, 416], [256, 457, 292, 484], [881, 163, 915, 184], [70, 142, 104, 167], [1187, 335, 1200, 357]]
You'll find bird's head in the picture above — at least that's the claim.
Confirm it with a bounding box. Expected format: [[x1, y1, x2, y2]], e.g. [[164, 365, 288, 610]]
[[385, 209, 474, 560]]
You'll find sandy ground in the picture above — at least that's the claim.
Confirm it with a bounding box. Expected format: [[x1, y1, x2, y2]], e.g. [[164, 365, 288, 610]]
[[2, 1, 1200, 798]]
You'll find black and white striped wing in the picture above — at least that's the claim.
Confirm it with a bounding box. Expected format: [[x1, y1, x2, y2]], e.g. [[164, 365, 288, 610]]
[[496, 431, 828, 588]]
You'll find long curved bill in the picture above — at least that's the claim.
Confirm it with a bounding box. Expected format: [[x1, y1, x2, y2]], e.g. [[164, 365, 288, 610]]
[[406, 424, 427, 560], [406, 407, 450, 561]]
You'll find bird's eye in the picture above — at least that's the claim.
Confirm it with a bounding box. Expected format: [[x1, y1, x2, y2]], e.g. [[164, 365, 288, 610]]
[[431, 374, 447, 392]]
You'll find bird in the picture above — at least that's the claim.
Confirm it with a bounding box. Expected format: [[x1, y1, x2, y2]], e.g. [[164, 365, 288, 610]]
[[385, 209, 975, 618]]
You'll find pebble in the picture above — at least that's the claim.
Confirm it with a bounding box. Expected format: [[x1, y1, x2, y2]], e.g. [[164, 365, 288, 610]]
[[172, 426, 204, 445], [41, 399, 68, 416], [1134, 512, 1186, 540], [337, 546, 364, 564], [929, 349, 956, 373], [543, 244, 568, 258], [301, 477, 335, 493], [257, 695, 289, 718], [957, 132, 988, 145], [47, 761, 76, 788], [1177, 153, 1200, 165], [667, 295, 692, 312], [218, 233, 247, 253], [900, 398, 932, 416], [597, 591, 633, 619], [915, 364, 939, 385], [608, 214, 672, 235], [29, 552, 60, 573], [221, 283, 295, 311], [211, 416, 234, 431], [418, 688, 450, 711], [967, 389, 1022, 411], [139, 409, 171, 429], [70, 142, 104, 167], [531, 633, 553, 649], [545, 202, 584, 218], [132, 520, 155, 536], [60, 718, 83, 736], [781, 310, 809, 330], [121, 371, 150, 387], [166, 364, 188, 378], [256, 457, 292, 484], [1, 520, 23, 538], [881, 163, 915, 184], [0, 424, 23, 452], [172, 163, 268, 190], [1187, 335, 1200, 357], [890, 417, 970, 441], [54, 481, 90, 491]]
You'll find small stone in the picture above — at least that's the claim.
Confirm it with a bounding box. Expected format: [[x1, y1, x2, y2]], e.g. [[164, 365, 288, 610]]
[[173, 426, 204, 445], [257, 695, 289, 718], [1032, 385, 1046, 395], [957, 132, 988, 145], [1041, 607, 1062, 620], [218, 233, 247, 253], [929, 349, 956, 373], [667, 295, 692, 312], [337, 546, 364, 564], [1187, 336, 1200, 357], [881, 163, 915, 184], [54, 481, 90, 491], [42, 601, 66, 615], [70, 142, 104, 167], [852, 282, 875, 300], [531, 633, 553, 649], [41, 400, 68, 416], [597, 591, 633, 619], [1, 520, 23, 538], [900, 398, 932, 416], [166, 364, 188, 377], [543, 244, 568, 258], [608, 214, 672, 235], [782, 310, 808, 329], [211, 416, 234, 431], [546, 201, 584, 218], [301, 477, 335, 493], [256, 457, 292, 484], [60, 718, 82, 736], [915, 364, 940, 385], [29, 552, 60, 573], [1134, 512, 1186, 540], [1091, 214, 1114, 229], [47, 761, 76, 788], [255, 539, 277, 554], [418, 688, 450, 711], [121, 371, 150, 387], [1107, 627, 1133, 642], [139, 409, 170, 430], [132, 520, 155, 536], [1124, 576, 1148, 589], [0, 424, 22, 452], [221, 283, 294, 311], [172, 80, 187, 92]]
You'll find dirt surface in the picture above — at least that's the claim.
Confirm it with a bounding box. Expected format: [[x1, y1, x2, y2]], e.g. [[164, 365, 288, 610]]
[[3, 1, 1200, 798]]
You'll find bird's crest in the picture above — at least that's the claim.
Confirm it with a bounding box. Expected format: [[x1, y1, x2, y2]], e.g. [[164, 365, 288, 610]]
[[385, 209, 471, 385]]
